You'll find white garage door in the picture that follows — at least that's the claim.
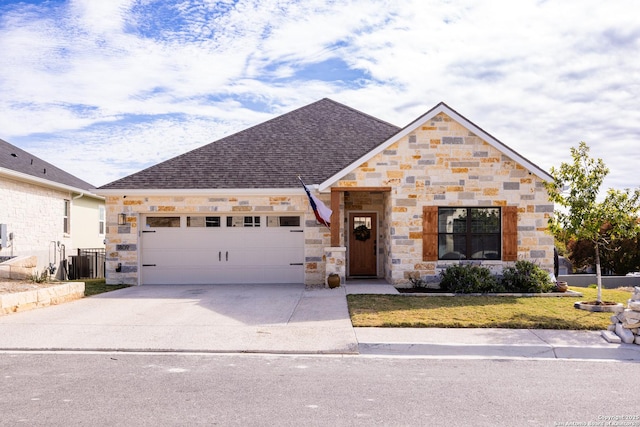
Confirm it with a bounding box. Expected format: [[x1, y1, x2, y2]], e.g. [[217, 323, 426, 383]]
[[140, 214, 304, 285]]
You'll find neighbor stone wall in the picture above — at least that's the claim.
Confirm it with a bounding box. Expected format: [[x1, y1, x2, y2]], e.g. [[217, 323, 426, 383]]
[[0, 282, 85, 316], [105, 193, 331, 285], [334, 112, 554, 285], [0, 255, 37, 280], [0, 176, 73, 275]]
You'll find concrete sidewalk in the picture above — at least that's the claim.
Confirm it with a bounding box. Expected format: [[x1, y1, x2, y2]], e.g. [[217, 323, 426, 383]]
[[355, 327, 640, 360], [346, 282, 640, 361]]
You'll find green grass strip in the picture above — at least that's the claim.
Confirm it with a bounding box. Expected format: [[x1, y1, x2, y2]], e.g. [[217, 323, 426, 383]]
[[348, 287, 631, 330]]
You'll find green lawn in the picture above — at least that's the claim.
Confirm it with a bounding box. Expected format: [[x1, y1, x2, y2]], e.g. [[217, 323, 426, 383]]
[[347, 287, 632, 330], [71, 279, 130, 297]]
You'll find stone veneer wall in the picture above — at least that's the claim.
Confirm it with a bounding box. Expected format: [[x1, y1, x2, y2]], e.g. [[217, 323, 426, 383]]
[[334, 112, 554, 285], [0, 176, 72, 274], [105, 194, 331, 285], [0, 256, 37, 280]]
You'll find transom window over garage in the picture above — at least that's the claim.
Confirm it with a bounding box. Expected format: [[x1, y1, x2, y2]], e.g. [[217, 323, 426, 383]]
[[438, 207, 501, 260], [187, 216, 221, 227]]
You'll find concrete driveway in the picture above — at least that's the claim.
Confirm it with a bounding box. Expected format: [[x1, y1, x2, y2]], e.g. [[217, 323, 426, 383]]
[[0, 284, 358, 354]]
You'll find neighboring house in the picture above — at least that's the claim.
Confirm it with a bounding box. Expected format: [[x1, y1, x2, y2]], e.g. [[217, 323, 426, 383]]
[[98, 98, 554, 286], [0, 138, 105, 279]]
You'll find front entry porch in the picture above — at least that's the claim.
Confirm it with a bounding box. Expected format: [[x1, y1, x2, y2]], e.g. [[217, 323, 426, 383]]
[[323, 187, 391, 287], [343, 277, 399, 295]]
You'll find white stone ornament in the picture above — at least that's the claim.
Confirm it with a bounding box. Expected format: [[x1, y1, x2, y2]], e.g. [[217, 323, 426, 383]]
[[615, 323, 635, 343], [628, 300, 640, 311]]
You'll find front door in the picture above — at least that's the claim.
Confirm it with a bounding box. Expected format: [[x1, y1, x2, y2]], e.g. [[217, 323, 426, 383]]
[[348, 213, 377, 277]]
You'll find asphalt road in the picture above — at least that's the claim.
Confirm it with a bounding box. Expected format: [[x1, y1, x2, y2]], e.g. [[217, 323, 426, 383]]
[[2, 353, 639, 426]]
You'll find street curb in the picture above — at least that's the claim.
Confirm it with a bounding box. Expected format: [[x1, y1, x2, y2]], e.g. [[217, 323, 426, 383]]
[[358, 342, 640, 360], [0, 347, 360, 355]]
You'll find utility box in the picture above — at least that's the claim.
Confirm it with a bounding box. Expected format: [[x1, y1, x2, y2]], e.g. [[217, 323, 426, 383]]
[[0, 224, 7, 249]]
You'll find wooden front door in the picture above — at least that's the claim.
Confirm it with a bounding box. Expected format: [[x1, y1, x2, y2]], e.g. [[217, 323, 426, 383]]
[[349, 213, 377, 277]]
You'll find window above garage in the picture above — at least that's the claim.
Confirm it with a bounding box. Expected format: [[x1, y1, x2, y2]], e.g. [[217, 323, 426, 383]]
[[187, 216, 221, 227], [227, 216, 261, 227], [144, 215, 302, 230], [146, 216, 180, 227], [267, 216, 301, 227]]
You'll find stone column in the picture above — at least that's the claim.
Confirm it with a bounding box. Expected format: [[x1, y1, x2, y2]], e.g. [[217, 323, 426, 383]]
[[324, 247, 346, 287]]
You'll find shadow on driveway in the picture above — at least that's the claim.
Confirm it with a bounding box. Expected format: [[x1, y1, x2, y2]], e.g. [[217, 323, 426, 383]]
[[0, 284, 358, 354]]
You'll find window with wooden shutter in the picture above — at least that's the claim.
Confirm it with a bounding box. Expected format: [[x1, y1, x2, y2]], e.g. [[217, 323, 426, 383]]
[[422, 206, 438, 261], [424, 206, 515, 261], [502, 206, 518, 261], [434, 207, 501, 260]]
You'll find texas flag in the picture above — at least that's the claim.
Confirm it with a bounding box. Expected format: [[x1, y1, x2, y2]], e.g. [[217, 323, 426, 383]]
[[298, 177, 332, 228]]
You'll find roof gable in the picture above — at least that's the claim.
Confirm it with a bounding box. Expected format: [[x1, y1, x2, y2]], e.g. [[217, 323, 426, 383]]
[[319, 102, 552, 190], [100, 98, 401, 191], [0, 138, 96, 191]]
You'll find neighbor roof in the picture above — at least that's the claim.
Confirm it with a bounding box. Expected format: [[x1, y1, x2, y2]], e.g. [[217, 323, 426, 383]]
[[99, 98, 401, 190], [0, 138, 96, 191]]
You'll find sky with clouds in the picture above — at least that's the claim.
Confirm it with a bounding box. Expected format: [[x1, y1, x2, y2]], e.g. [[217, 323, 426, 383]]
[[0, 0, 638, 191]]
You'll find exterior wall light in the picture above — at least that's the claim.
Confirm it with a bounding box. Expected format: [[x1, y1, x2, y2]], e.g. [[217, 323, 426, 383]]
[[118, 213, 127, 225]]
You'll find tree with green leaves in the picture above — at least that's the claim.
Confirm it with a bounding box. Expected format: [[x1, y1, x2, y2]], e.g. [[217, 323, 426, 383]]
[[545, 142, 640, 304]]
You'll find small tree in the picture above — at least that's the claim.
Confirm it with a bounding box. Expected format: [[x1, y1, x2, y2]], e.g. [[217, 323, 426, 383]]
[[545, 142, 640, 304]]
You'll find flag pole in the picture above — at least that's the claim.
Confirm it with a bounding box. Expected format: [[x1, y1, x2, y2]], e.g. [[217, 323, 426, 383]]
[[297, 175, 331, 228]]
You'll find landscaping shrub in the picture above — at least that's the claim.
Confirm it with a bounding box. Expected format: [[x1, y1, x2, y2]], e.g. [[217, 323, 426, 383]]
[[500, 260, 554, 293], [439, 264, 500, 293]]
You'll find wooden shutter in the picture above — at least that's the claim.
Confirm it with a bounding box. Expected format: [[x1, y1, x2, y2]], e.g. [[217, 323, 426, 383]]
[[502, 206, 518, 261], [422, 206, 438, 261]]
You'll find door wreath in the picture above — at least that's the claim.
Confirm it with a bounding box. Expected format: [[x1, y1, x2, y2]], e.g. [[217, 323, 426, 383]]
[[354, 225, 371, 241]]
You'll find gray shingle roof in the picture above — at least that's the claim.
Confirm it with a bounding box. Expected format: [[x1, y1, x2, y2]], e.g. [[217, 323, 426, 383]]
[[100, 98, 401, 190], [0, 138, 96, 191]]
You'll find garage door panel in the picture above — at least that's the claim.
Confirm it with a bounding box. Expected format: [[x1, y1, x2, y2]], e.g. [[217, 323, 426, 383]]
[[261, 229, 304, 244], [263, 248, 303, 265], [142, 265, 304, 285], [222, 248, 301, 266], [141, 230, 182, 247], [178, 233, 227, 249], [146, 251, 218, 266], [141, 215, 304, 285], [142, 267, 220, 285]]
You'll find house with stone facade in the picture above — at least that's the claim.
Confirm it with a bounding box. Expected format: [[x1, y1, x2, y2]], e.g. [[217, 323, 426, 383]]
[[0, 138, 105, 279], [97, 98, 554, 287]]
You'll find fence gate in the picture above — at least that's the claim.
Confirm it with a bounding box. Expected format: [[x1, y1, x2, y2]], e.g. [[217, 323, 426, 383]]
[[68, 248, 105, 279]]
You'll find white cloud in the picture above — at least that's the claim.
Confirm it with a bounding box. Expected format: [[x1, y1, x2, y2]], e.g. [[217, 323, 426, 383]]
[[22, 113, 264, 187], [0, 0, 638, 192]]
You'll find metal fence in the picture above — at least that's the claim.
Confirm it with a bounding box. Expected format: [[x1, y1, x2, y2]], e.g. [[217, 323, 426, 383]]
[[68, 248, 105, 280]]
